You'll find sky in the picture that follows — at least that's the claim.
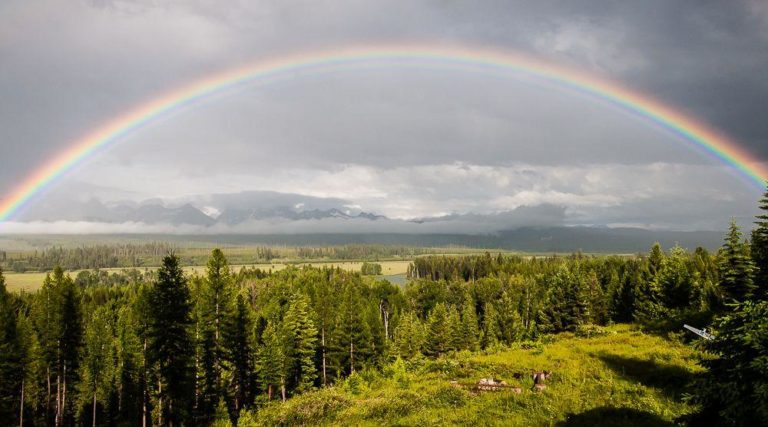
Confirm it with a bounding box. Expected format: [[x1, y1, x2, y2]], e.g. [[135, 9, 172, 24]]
[[1, 0, 767, 233]]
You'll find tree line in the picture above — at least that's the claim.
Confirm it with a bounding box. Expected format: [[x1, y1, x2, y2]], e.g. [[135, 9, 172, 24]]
[[3, 243, 175, 272]]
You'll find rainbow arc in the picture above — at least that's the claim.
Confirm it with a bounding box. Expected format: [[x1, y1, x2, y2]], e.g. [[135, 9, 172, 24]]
[[1, 44, 765, 222]]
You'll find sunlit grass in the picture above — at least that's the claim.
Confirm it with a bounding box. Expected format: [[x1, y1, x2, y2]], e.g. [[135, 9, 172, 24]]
[[248, 325, 701, 426]]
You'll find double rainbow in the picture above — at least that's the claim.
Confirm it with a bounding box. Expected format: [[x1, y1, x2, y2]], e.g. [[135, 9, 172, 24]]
[[1, 44, 765, 222]]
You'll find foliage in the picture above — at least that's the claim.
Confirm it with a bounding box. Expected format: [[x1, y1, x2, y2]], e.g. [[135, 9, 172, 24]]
[[689, 301, 768, 425]]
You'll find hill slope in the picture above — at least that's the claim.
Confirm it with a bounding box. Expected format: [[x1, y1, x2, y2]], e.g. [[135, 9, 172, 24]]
[[244, 325, 701, 426]]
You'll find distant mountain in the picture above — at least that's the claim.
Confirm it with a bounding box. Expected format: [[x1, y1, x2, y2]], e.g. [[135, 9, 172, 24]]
[[132, 226, 724, 253], [216, 206, 384, 225]]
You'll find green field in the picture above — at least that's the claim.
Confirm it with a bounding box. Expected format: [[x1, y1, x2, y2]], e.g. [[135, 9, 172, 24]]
[[249, 324, 701, 426], [2, 260, 412, 292]]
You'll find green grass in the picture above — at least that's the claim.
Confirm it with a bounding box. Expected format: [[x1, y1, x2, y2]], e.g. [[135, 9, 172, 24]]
[[248, 325, 701, 426]]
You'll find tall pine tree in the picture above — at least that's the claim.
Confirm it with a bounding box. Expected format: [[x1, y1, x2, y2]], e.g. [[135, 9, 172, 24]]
[[282, 293, 318, 394], [719, 219, 756, 304], [146, 255, 194, 426], [0, 268, 23, 423], [751, 185, 768, 300]]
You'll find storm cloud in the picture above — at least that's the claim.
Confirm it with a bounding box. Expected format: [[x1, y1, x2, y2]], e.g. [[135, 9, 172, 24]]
[[1, 0, 766, 232]]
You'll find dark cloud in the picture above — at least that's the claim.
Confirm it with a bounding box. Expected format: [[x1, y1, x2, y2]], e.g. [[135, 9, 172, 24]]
[[0, 0, 765, 231]]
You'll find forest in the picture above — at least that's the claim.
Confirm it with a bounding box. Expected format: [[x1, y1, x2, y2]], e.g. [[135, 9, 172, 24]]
[[0, 193, 767, 426], [0, 243, 433, 273]]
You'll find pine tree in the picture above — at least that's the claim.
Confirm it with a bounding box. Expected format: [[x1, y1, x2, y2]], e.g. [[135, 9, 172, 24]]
[[719, 219, 756, 303], [446, 305, 462, 351], [146, 255, 194, 426], [332, 281, 372, 375], [79, 306, 116, 427], [16, 310, 41, 427], [393, 311, 425, 359], [649, 242, 664, 277], [425, 303, 453, 357], [751, 186, 768, 300], [222, 294, 254, 415], [0, 268, 23, 423], [307, 275, 337, 386], [690, 300, 768, 424], [197, 248, 234, 410], [658, 245, 696, 310], [282, 294, 318, 394], [54, 267, 83, 426], [538, 267, 589, 333], [31, 272, 59, 424], [481, 302, 500, 349], [256, 321, 285, 401], [496, 291, 522, 345], [458, 293, 480, 351], [114, 304, 142, 424]]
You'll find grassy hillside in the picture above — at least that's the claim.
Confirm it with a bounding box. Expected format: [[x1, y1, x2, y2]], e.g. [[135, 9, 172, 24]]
[[247, 325, 701, 426]]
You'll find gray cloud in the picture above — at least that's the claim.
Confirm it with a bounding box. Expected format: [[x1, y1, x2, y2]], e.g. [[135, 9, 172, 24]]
[[1, 0, 766, 232]]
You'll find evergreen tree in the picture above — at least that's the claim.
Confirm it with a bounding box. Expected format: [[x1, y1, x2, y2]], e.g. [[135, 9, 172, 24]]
[[752, 186, 768, 300], [0, 268, 23, 423], [497, 291, 522, 345], [256, 321, 285, 401], [223, 294, 254, 415], [55, 267, 83, 426], [79, 305, 116, 427], [425, 303, 453, 357], [392, 311, 425, 359], [538, 267, 589, 332], [690, 300, 768, 425], [331, 281, 372, 375], [649, 242, 664, 277], [16, 310, 41, 427], [584, 270, 608, 324], [459, 293, 480, 351], [146, 255, 194, 426], [282, 293, 318, 394], [446, 305, 462, 351], [658, 245, 696, 310], [205, 249, 234, 375], [481, 302, 500, 349], [114, 304, 142, 425], [719, 220, 756, 303]]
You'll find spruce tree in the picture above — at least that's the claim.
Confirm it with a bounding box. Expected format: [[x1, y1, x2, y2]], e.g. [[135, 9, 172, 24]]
[[393, 312, 425, 359], [496, 291, 522, 345], [719, 219, 756, 303], [15, 310, 40, 427], [282, 293, 318, 394], [79, 306, 116, 427], [199, 249, 234, 405], [115, 304, 142, 424], [55, 267, 83, 426], [0, 268, 23, 423], [481, 302, 500, 349], [425, 303, 453, 357], [751, 186, 768, 300], [146, 254, 194, 426], [223, 294, 254, 414], [256, 321, 285, 401], [332, 281, 372, 375], [459, 293, 480, 351]]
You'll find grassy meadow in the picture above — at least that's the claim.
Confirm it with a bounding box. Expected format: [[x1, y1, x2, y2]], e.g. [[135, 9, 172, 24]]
[[2, 260, 412, 292], [249, 325, 701, 426]]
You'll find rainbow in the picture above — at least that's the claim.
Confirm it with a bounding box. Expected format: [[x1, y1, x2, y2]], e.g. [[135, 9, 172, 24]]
[[1, 44, 765, 222]]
